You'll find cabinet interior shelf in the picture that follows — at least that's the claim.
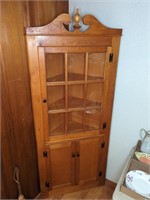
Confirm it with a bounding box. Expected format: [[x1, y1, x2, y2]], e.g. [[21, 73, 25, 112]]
[[48, 96, 101, 113], [46, 73, 104, 86], [48, 106, 101, 114], [50, 121, 99, 136]]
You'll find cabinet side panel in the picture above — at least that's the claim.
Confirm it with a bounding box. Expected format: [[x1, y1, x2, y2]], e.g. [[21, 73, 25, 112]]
[[102, 36, 122, 178], [26, 36, 47, 192]]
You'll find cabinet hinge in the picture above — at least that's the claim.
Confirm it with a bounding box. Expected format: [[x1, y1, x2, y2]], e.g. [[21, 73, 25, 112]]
[[99, 171, 103, 177], [101, 142, 105, 149], [109, 53, 113, 62], [45, 182, 50, 188], [43, 151, 48, 157], [103, 122, 107, 129]]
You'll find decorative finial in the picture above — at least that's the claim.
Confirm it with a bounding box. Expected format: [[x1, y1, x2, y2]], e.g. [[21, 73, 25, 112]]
[[73, 8, 81, 29]]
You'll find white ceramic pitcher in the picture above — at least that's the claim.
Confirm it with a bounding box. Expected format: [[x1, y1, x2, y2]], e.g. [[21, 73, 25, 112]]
[[140, 129, 150, 154]]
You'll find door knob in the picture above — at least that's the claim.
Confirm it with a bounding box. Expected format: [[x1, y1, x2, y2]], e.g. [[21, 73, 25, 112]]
[[72, 153, 75, 158], [43, 99, 47, 103], [77, 153, 80, 157]]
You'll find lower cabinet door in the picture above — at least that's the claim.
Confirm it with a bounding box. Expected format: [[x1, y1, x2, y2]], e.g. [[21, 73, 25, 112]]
[[77, 137, 102, 184], [48, 136, 104, 189], [50, 141, 76, 188]]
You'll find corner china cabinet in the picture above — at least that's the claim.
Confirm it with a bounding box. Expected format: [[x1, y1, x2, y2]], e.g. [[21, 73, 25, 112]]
[[26, 9, 122, 194]]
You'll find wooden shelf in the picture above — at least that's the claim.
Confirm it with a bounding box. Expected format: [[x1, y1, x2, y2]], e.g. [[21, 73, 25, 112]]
[[49, 121, 99, 136], [68, 73, 84, 81], [86, 99, 101, 107], [68, 121, 99, 134], [67, 121, 83, 134], [68, 96, 84, 108], [48, 96, 101, 113], [47, 74, 65, 82], [46, 73, 104, 86], [48, 98, 65, 110], [87, 75, 103, 81], [50, 123, 65, 136]]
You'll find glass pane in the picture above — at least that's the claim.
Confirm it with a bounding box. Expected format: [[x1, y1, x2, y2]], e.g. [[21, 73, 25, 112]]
[[47, 86, 65, 110], [88, 53, 105, 80], [67, 111, 84, 134], [45, 53, 65, 82], [86, 83, 102, 107], [85, 109, 100, 131], [68, 53, 85, 81], [68, 84, 84, 108], [49, 113, 65, 136]]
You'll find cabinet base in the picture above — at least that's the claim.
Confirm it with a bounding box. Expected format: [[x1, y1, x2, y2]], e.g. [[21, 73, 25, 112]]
[[47, 179, 105, 198], [34, 179, 117, 199]]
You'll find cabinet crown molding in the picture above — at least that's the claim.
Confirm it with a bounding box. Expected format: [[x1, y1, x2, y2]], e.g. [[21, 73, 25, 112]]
[[25, 12, 122, 36]]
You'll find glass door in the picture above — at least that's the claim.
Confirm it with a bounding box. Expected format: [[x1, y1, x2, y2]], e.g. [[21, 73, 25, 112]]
[[39, 47, 111, 138]]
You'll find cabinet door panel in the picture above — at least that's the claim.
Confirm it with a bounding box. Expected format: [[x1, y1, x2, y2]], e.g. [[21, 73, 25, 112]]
[[68, 84, 84, 108], [45, 53, 65, 82], [67, 111, 84, 134], [50, 142, 75, 188], [78, 137, 100, 183], [85, 109, 100, 131], [88, 52, 106, 80], [47, 85, 65, 110], [48, 113, 65, 136], [68, 53, 85, 81], [86, 83, 103, 107]]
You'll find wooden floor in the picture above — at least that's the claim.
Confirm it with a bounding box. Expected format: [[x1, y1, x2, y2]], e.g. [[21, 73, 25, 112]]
[[43, 181, 116, 200]]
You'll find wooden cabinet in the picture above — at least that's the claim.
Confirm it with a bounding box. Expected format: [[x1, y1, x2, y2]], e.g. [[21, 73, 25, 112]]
[[26, 10, 122, 194], [46, 137, 104, 189]]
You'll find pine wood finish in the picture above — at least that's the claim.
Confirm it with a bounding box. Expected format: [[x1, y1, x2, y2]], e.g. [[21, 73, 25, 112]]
[[26, 10, 122, 196]]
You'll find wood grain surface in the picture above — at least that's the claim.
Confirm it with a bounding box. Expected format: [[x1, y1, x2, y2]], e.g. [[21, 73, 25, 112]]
[[0, 1, 68, 199]]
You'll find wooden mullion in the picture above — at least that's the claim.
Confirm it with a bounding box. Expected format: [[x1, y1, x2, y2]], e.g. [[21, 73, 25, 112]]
[[48, 109, 66, 114], [68, 107, 84, 112], [46, 82, 65, 86], [87, 79, 104, 84], [67, 80, 85, 85], [65, 53, 68, 134], [83, 53, 88, 131]]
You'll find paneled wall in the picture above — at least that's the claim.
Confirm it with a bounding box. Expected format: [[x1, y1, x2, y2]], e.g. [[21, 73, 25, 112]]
[[0, 1, 68, 199]]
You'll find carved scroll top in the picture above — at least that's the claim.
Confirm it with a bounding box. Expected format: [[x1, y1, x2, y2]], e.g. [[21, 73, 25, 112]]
[[26, 9, 122, 36]]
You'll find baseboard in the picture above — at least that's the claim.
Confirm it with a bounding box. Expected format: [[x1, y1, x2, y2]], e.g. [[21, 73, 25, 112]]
[[105, 179, 117, 190]]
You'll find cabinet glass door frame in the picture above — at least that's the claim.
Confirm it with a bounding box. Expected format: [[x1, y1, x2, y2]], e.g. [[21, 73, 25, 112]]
[[38, 46, 113, 141]]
